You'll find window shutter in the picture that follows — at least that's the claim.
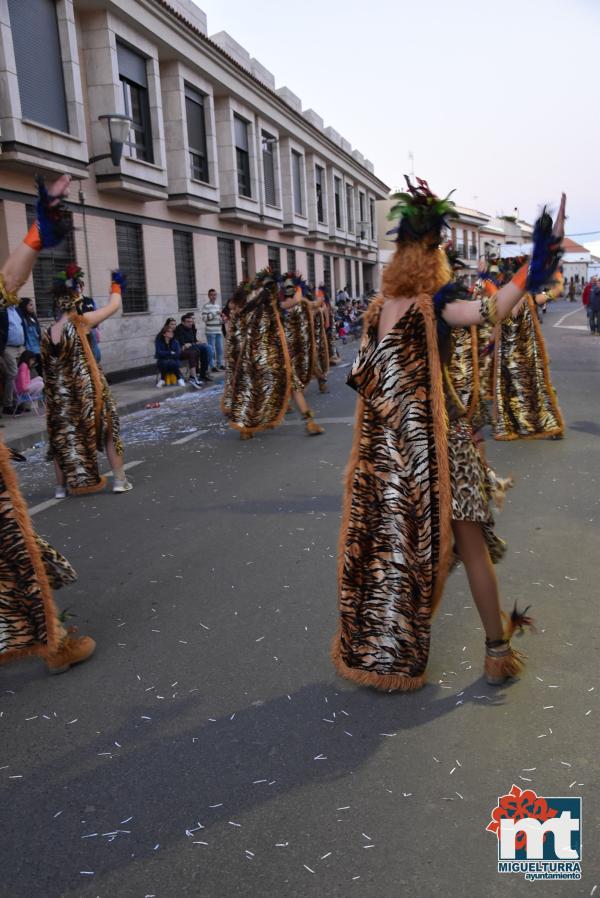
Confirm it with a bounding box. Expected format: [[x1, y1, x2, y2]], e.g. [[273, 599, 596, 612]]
[[117, 41, 148, 86], [173, 231, 197, 310], [116, 221, 148, 313], [217, 238, 237, 302], [8, 0, 69, 132]]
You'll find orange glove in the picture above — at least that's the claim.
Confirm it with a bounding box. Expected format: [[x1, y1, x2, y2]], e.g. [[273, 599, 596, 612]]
[[511, 264, 528, 290], [23, 223, 42, 252]]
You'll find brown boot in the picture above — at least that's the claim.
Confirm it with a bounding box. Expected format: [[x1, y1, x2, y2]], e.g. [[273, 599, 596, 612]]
[[484, 640, 525, 686], [303, 410, 324, 436], [318, 380, 329, 394], [239, 428, 254, 441], [46, 634, 96, 675]]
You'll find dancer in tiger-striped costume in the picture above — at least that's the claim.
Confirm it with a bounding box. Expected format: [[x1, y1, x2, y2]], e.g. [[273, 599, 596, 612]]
[[224, 269, 325, 439], [0, 174, 95, 674], [333, 178, 565, 691], [41, 265, 132, 498]]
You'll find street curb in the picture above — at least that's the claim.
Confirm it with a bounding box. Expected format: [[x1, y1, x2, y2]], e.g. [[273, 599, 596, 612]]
[[2, 385, 191, 453]]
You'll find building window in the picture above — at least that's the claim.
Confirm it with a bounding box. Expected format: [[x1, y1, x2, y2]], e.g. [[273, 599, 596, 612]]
[[334, 177, 342, 229], [173, 230, 196, 310], [355, 259, 361, 295], [240, 242, 251, 282], [345, 259, 352, 294], [26, 204, 74, 318], [262, 132, 277, 206], [268, 245, 281, 276], [116, 221, 148, 313], [291, 150, 303, 215], [323, 255, 332, 295], [8, 0, 69, 133], [315, 166, 325, 223], [359, 194, 366, 238], [217, 237, 237, 301], [185, 84, 209, 183], [286, 248, 296, 273], [117, 41, 153, 163], [369, 198, 376, 240], [306, 252, 316, 287], [234, 115, 251, 198], [346, 184, 354, 233]]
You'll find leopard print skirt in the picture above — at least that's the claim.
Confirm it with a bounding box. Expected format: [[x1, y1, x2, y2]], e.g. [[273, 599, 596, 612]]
[[448, 418, 505, 563]]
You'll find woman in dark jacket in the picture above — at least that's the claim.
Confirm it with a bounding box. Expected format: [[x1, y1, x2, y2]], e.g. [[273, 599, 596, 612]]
[[154, 323, 184, 387], [18, 297, 42, 374]]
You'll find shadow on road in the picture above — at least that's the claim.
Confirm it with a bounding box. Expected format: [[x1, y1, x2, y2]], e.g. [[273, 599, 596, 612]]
[[3, 678, 505, 897]]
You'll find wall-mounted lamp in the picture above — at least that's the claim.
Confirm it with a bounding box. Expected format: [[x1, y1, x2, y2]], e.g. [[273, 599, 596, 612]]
[[87, 113, 132, 166]]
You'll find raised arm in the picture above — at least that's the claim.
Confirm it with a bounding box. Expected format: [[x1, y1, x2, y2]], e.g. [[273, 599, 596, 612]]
[[0, 174, 71, 297], [442, 194, 566, 328], [82, 272, 125, 328]]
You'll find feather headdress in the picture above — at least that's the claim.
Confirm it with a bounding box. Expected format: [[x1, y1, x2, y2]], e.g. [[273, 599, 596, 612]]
[[387, 176, 457, 247]]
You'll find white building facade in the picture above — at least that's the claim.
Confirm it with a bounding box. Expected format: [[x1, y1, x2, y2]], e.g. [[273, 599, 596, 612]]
[[0, 0, 388, 375]]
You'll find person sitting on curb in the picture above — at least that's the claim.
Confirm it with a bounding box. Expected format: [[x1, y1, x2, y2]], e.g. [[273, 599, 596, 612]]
[[155, 323, 186, 387], [174, 312, 212, 385]]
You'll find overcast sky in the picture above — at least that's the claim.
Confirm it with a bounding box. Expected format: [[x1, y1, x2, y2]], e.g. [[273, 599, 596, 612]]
[[195, 0, 599, 241]]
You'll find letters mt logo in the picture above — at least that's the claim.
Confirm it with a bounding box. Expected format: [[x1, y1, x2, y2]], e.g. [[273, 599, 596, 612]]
[[487, 784, 582, 878]]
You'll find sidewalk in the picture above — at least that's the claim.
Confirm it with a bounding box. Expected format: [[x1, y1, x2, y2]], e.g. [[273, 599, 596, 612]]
[[0, 374, 223, 453]]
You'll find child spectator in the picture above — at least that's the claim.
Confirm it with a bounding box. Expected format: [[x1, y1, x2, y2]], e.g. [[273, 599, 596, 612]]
[[15, 349, 44, 402]]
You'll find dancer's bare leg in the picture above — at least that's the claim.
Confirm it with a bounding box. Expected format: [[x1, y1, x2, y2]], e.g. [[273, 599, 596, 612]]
[[452, 520, 503, 642]]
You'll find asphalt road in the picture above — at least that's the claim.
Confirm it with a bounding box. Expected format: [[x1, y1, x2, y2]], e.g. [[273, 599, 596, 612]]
[[1, 300, 598, 898]]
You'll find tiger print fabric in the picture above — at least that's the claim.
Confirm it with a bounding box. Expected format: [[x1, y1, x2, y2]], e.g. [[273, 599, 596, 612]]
[[311, 304, 330, 381], [0, 439, 74, 663], [334, 299, 452, 691], [283, 299, 316, 391], [41, 320, 123, 491], [493, 295, 564, 440], [227, 291, 292, 433], [449, 325, 491, 431], [221, 312, 243, 419]]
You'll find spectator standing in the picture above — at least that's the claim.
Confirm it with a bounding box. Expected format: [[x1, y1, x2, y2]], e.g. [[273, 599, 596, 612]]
[[568, 280, 576, 302], [0, 300, 26, 413], [582, 278, 594, 334], [589, 279, 600, 336], [202, 288, 225, 370], [17, 297, 42, 373], [154, 323, 185, 386], [174, 312, 213, 384]]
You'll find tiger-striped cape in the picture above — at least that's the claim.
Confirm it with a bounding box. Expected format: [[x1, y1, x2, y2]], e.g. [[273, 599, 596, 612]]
[[222, 291, 292, 434], [332, 295, 453, 691], [492, 295, 564, 440], [0, 438, 74, 664]]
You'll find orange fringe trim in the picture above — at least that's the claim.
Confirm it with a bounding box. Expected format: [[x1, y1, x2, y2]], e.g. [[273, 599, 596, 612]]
[[414, 294, 453, 617], [69, 475, 107, 496], [71, 312, 104, 443], [484, 649, 525, 683], [331, 632, 426, 692], [0, 438, 60, 664]]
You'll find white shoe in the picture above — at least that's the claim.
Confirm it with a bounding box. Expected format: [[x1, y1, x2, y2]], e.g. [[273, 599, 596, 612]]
[[157, 379, 165, 388], [177, 378, 186, 387], [113, 478, 133, 494], [54, 485, 67, 499]]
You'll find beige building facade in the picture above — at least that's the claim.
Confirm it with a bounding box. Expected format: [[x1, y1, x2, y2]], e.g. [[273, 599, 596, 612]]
[[0, 0, 388, 375]]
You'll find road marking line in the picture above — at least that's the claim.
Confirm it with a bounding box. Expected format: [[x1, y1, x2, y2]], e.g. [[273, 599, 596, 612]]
[[28, 459, 144, 516], [554, 307, 585, 328], [171, 428, 208, 445], [281, 416, 355, 426]]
